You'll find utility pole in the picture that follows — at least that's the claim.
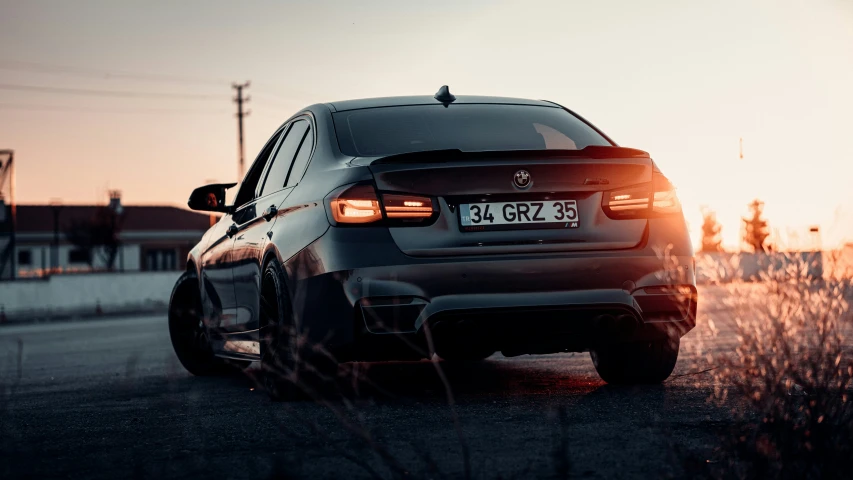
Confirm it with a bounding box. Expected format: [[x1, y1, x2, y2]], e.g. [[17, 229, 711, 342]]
[[232, 82, 251, 180], [0, 150, 15, 280]]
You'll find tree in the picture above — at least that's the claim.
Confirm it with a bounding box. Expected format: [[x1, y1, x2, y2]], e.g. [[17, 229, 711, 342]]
[[64, 218, 96, 267], [742, 199, 769, 253], [700, 207, 723, 252], [91, 206, 122, 269], [64, 206, 123, 270]]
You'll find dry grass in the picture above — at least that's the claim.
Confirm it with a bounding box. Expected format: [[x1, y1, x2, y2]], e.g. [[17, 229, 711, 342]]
[[270, 250, 853, 478], [684, 253, 853, 479]]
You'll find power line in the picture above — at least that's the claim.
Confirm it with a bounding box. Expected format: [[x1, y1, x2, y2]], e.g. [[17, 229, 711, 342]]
[[0, 59, 230, 87], [0, 59, 312, 105], [253, 89, 309, 103], [0, 82, 222, 100], [0, 102, 229, 115]]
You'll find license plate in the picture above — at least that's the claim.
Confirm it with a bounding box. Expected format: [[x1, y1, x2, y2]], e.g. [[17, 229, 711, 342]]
[[459, 200, 580, 231]]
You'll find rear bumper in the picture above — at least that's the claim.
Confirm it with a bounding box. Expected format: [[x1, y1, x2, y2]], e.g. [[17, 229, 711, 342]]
[[282, 226, 696, 360]]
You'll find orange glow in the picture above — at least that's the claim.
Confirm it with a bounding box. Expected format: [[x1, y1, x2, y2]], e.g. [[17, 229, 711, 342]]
[[343, 199, 376, 209], [383, 194, 435, 219], [331, 198, 382, 223], [329, 184, 383, 223], [653, 190, 681, 214]]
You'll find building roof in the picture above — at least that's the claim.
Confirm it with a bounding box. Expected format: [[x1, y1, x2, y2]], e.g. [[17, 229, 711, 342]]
[[15, 205, 212, 233], [327, 95, 558, 112]]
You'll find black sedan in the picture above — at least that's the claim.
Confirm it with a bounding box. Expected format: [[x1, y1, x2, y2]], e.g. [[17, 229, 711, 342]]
[[169, 87, 697, 400]]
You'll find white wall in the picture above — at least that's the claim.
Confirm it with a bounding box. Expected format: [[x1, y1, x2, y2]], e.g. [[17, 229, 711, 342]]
[[15, 243, 142, 272], [16, 243, 147, 275], [0, 271, 182, 320]]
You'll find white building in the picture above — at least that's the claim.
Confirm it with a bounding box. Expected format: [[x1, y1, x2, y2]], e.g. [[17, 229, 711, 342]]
[[12, 202, 212, 277]]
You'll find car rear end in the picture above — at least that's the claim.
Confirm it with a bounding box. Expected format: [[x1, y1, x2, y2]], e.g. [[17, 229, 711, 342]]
[[291, 99, 696, 367]]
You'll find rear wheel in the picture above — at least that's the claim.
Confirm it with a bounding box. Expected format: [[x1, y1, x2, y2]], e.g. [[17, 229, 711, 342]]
[[259, 259, 337, 401], [259, 261, 299, 401], [169, 271, 246, 376], [590, 337, 679, 384]]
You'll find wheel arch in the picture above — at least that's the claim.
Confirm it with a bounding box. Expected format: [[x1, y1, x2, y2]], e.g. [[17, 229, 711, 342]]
[[261, 243, 282, 275], [258, 244, 292, 334], [260, 243, 293, 298]]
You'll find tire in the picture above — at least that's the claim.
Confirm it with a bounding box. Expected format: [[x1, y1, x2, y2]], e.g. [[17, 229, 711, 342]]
[[259, 259, 336, 401], [590, 337, 680, 385], [169, 270, 247, 376]]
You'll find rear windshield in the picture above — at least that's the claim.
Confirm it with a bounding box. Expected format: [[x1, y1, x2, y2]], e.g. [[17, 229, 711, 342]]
[[332, 104, 612, 157]]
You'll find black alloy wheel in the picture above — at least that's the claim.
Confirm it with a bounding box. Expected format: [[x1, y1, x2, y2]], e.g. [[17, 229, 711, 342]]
[[169, 271, 247, 375]]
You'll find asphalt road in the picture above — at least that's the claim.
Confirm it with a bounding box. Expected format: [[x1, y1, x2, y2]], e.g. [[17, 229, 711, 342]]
[[0, 286, 740, 479]]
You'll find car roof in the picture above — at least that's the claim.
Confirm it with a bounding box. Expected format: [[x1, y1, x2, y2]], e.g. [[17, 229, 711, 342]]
[[326, 95, 558, 112]]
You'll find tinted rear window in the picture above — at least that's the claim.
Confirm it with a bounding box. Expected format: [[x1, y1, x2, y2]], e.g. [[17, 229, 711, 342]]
[[332, 104, 612, 157]]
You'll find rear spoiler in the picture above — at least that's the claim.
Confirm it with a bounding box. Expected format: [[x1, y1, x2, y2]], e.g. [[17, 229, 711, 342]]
[[368, 146, 650, 165]]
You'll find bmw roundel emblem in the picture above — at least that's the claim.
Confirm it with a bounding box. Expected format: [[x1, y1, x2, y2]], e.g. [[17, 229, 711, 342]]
[[514, 169, 532, 189]]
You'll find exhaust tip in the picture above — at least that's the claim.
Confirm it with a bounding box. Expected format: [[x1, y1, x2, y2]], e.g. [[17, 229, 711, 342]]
[[595, 314, 617, 332]]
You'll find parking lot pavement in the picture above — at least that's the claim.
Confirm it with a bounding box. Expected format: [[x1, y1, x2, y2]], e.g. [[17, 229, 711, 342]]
[[0, 286, 744, 479]]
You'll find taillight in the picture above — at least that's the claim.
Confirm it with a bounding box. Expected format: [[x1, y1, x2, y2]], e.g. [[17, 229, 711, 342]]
[[651, 173, 681, 214], [328, 184, 383, 224], [382, 194, 435, 220], [604, 185, 651, 217], [326, 184, 437, 225], [602, 172, 681, 219]]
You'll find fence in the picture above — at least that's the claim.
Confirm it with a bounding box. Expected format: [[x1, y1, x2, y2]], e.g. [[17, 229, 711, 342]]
[[695, 251, 824, 283]]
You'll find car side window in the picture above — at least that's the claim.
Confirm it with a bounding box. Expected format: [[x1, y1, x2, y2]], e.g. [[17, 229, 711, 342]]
[[285, 126, 313, 187], [255, 123, 292, 199], [258, 119, 309, 198], [233, 129, 284, 207]]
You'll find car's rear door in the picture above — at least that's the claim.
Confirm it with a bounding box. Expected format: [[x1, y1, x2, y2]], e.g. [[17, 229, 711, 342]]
[[199, 216, 237, 329], [229, 118, 311, 333], [209, 126, 285, 336]]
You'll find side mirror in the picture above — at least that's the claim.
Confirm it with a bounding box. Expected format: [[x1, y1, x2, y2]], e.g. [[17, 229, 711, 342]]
[[188, 183, 237, 213]]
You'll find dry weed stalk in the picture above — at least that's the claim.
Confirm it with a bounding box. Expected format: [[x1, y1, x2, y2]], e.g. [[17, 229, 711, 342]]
[[694, 252, 853, 478]]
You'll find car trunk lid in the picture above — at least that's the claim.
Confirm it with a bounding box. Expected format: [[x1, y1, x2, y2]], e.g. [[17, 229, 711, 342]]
[[365, 147, 653, 256]]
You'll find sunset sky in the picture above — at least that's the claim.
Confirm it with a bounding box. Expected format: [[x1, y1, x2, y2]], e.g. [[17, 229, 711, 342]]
[[1, 0, 852, 250]]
